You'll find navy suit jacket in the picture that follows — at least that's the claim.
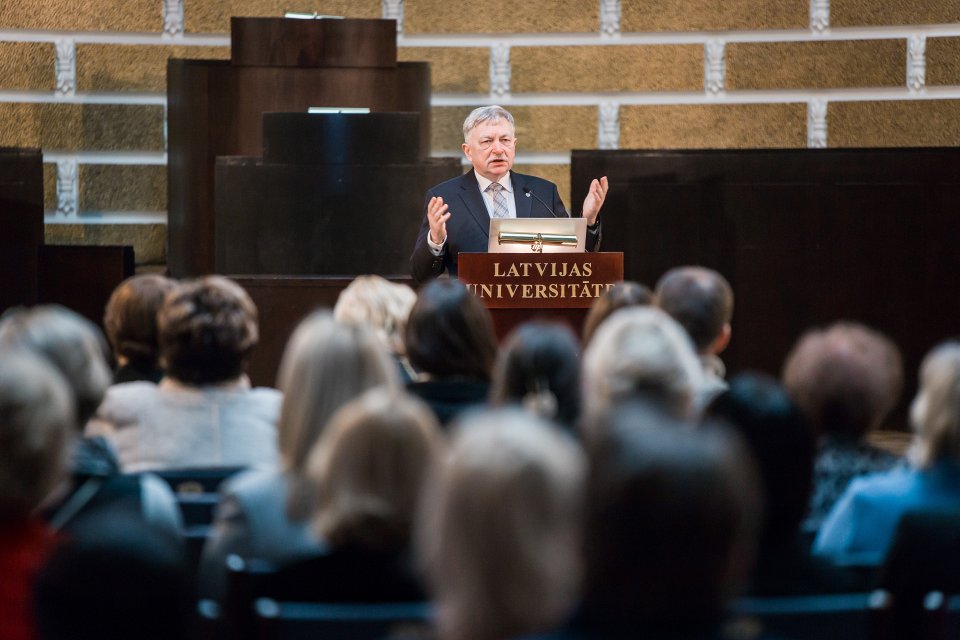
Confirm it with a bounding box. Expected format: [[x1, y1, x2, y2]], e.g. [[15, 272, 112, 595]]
[[409, 170, 601, 284]]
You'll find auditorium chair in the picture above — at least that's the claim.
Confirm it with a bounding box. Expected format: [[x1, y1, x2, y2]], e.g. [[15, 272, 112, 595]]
[[252, 599, 432, 640], [728, 590, 892, 640], [208, 551, 428, 640], [918, 592, 960, 640], [153, 466, 246, 570]]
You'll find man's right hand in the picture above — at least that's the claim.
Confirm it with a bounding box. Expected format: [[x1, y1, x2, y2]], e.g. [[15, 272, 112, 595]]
[[427, 196, 451, 245]]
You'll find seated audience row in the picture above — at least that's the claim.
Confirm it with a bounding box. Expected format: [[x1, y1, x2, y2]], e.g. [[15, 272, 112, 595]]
[[5, 264, 955, 640]]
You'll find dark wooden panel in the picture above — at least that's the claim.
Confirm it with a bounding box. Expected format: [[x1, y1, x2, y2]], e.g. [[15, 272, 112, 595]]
[[231, 17, 397, 68], [572, 148, 960, 428], [0, 147, 42, 312], [167, 59, 432, 277], [214, 157, 460, 275], [38, 245, 135, 331], [262, 112, 422, 165], [230, 275, 413, 387]]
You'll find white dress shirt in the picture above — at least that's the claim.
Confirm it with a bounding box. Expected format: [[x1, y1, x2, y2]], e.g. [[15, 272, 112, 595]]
[[428, 170, 516, 253]]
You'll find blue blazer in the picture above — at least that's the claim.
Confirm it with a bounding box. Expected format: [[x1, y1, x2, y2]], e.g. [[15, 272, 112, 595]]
[[409, 170, 601, 283]]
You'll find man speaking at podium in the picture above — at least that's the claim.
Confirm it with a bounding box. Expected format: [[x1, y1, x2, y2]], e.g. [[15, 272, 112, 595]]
[[410, 105, 608, 284]]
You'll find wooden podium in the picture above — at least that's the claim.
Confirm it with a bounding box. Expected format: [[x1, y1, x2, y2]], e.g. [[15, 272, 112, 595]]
[[458, 252, 624, 340]]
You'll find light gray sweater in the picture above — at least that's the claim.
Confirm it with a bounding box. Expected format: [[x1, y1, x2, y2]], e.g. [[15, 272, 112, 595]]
[[86, 377, 281, 473]]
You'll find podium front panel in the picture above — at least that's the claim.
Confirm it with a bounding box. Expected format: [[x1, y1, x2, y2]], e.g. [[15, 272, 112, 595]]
[[458, 252, 624, 309]]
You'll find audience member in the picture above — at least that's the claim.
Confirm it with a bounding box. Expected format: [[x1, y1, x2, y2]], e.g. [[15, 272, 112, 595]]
[[405, 279, 497, 425], [259, 388, 441, 603], [490, 321, 582, 431], [333, 275, 419, 382], [581, 306, 703, 426], [581, 281, 653, 346], [656, 266, 734, 410], [0, 306, 180, 535], [815, 341, 960, 566], [418, 409, 584, 640], [533, 401, 760, 640], [198, 311, 397, 601], [0, 349, 73, 640], [103, 273, 176, 383], [782, 322, 903, 535], [707, 374, 864, 595], [34, 508, 194, 640], [0, 305, 112, 427], [87, 276, 281, 472]]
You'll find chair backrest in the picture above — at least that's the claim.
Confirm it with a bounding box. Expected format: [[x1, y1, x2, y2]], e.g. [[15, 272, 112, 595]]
[[253, 599, 432, 640], [154, 467, 246, 578], [219, 552, 426, 640], [920, 592, 960, 640], [883, 508, 960, 597], [155, 466, 247, 495], [729, 590, 891, 640]]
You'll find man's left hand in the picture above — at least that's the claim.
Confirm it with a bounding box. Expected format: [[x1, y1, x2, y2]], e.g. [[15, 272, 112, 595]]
[[582, 176, 608, 225]]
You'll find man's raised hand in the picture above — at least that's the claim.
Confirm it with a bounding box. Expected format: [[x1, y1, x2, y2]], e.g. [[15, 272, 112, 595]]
[[582, 176, 609, 225], [428, 196, 451, 245]]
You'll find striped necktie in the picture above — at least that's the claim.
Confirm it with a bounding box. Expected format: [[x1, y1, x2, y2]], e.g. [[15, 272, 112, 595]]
[[486, 182, 509, 218]]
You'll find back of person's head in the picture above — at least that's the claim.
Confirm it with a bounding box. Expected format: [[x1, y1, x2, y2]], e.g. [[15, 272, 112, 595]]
[[103, 274, 176, 370], [277, 313, 398, 521], [0, 305, 111, 427], [307, 388, 441, 552], [333, 275, 417, 356], [158, 276, 259, 385], [909, 342, 960, 468], [581, 401, 760, 631], [490, 321, 581, 429], [655, 266, 733, 354], [581, 280, 654, 346], [707, 373, 813, 544], [418, 409, 584, 640], [277, 311, 399, 473], [782, 321, 902, 439], [34, 508, 193, 640], [405, 279, 497, 381], [582, 306, 703, 422], [0, 348, 73, 522]]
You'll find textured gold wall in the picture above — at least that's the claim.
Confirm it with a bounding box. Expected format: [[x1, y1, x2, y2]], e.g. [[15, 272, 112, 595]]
[[621, 0, 806, 32], [76, 45, 230, 92], [1, 0, 957, 267], [0, 104, 164, 150], [0, 0, 162, 31], [831, 1, 960, 27], [512, 45, 703, 93], [727, 40, 906, 89], [405, 0, 596, 34], [620, 104, 807, 149]]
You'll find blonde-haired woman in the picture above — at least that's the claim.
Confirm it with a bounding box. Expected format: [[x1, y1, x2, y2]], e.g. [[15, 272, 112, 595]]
[[198, 311, 398, 601], [582, 306, 703, 424], [333, 275, 418, 381], [418, 409, 584, 640], [263, 388, 442, 602], [815, 342, 960, 567]]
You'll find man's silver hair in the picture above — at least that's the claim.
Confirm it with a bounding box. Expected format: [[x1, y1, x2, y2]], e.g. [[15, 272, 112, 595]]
[[462, 105, 515, 141]]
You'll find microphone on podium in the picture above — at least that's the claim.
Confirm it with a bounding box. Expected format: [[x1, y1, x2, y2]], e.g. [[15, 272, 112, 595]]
[[523, 187, 569, 218]]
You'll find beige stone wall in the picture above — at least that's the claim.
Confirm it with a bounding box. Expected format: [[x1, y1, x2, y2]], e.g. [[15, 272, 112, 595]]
[[1, 0, 957, 265]]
